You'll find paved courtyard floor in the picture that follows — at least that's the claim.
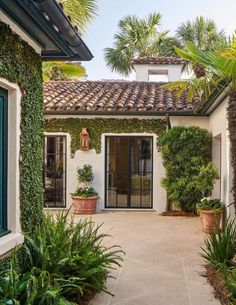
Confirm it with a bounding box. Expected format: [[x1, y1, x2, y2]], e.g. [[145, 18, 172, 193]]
[[74, 211, 220, 305]]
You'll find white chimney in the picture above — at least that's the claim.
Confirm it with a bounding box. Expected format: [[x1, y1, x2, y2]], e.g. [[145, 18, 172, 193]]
[[132, 57, 184, 82]]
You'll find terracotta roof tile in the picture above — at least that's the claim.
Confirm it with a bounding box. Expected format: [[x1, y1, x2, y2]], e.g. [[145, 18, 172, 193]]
[[43, 81, 198, 114], [131, 56, 185, 65]]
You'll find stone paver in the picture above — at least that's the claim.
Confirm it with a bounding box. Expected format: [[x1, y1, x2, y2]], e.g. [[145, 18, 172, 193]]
[[74, 212, 220, 305]]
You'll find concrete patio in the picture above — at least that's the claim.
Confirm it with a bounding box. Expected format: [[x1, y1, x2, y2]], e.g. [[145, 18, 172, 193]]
[[75, 212, 220, 305]]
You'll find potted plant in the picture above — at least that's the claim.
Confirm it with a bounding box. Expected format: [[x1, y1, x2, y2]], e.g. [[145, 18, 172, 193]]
[[196, 197, 224, 234], [71, 164, 98, 214]]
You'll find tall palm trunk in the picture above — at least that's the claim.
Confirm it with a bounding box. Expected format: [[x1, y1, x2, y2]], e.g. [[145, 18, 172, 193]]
[[227, 90, 236, 213]]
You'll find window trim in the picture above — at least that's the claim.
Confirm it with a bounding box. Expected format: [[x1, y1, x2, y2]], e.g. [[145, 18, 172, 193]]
[[0, 78, 24, 257]]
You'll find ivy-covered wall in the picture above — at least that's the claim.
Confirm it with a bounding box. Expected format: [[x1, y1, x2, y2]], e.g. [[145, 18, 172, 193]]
[[44, 118, 167, 155], [0, 22, 44, 235]]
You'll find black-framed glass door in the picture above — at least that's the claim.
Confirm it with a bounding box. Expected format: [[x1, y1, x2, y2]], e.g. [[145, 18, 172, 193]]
[[105, 136, 153, 208], [44, 136, 66, 208]]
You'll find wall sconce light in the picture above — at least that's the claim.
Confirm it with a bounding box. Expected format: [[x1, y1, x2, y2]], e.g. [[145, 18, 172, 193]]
[[80, 128, 90, 151]]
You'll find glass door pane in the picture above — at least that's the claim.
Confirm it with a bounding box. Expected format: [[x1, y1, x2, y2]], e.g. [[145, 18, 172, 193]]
[[131, 137, 153, 208], [106, 136, 153, 209], [106, 137, 129, 208], [44, 136, 66, 208]]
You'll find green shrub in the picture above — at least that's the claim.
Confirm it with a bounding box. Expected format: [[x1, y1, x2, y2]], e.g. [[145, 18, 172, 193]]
[[159, 126, 215, 212], [0, 212, 123, 304], [224, 267, 236, 301], [22, 211, 123, 300], [201, 218, 236, 268], [0, 249, 72, 305]]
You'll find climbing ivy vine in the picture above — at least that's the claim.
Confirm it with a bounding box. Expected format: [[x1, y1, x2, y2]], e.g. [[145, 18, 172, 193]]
[[44, 118, 167, 156], [0, 22, 44, 236]]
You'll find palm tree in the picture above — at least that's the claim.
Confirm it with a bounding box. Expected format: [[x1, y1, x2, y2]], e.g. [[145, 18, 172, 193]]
[[176, 16, 227, 51], [43, 62, 87, 81], [104, 13, 178, 76], [43, 0, 98, 80], [163, 41, 236, 212], [60, 0, 98, 34]]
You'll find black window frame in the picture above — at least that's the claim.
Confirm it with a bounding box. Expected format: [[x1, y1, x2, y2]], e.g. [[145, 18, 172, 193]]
[[105, 136, 153, 209], [0, 88, 8, 237], [43, 135, 67, 208]]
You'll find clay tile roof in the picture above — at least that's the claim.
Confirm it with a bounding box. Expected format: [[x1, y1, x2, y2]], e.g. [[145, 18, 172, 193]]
[[131, 56, 185, 65], [44, 81, 198, 114]]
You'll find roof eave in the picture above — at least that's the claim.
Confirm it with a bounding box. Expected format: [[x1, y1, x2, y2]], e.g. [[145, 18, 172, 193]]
[[0, 0, 93, 61], [43, 110, 201, 117], [196, 81, 229, 116], [35, 0, 93, 61]]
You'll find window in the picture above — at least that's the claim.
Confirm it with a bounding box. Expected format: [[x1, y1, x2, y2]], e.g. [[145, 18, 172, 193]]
[[0, 88, 8, 236], [44, 136, 66, 208]]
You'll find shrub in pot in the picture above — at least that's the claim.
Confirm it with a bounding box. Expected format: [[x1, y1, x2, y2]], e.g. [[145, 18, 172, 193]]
[[196, 197, 225, 234], [71, 164, 98, 214]]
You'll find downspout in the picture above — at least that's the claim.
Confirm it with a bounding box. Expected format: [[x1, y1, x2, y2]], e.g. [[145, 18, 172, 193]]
[[165, 113, 171, 130], [34, 0, 93, 61]]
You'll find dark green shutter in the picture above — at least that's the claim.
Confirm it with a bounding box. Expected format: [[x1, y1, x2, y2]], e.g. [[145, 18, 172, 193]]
[[0, 88, 8, 236]]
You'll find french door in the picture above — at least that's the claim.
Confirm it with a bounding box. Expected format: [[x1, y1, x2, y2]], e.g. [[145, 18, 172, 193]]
[[105, 136, 153, 209], [44, 136, 66, 208], [0, 88, 8, 235]]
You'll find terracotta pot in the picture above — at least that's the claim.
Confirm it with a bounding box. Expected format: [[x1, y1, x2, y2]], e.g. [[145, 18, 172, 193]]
[[200, 209, 223, 234], [71, 196, 97, 214]]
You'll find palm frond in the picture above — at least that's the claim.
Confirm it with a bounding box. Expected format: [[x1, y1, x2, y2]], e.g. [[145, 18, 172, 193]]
[[104, 46, 132, 76], [43, 61, 87, 81], [162, 75, 222, 102], [104, 12, 174, 75], [61, 0, 98, 34], [176, 16, 226, 51]]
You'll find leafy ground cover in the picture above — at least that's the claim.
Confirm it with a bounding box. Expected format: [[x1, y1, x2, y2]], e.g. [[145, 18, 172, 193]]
[[0, 211, 124, 305]]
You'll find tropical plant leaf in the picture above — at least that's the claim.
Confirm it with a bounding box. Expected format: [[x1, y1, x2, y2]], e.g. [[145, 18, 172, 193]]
[[60, 0, 98, 34]]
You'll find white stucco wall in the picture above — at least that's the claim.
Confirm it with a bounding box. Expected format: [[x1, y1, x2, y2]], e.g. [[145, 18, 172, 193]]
[[45, 127, 167, 213], [170, 116, 209, 129], [208, 97, 234, 216], [44, 115, 214, 213], [133, 64, 183, 82]]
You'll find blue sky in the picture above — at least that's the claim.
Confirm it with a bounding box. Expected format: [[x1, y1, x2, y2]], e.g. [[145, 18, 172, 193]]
[[83, 0, 236, 80]]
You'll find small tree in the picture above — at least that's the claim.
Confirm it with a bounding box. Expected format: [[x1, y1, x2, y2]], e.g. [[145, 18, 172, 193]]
[[159, 126, 218, 212], [77, 164, 94, 187]]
